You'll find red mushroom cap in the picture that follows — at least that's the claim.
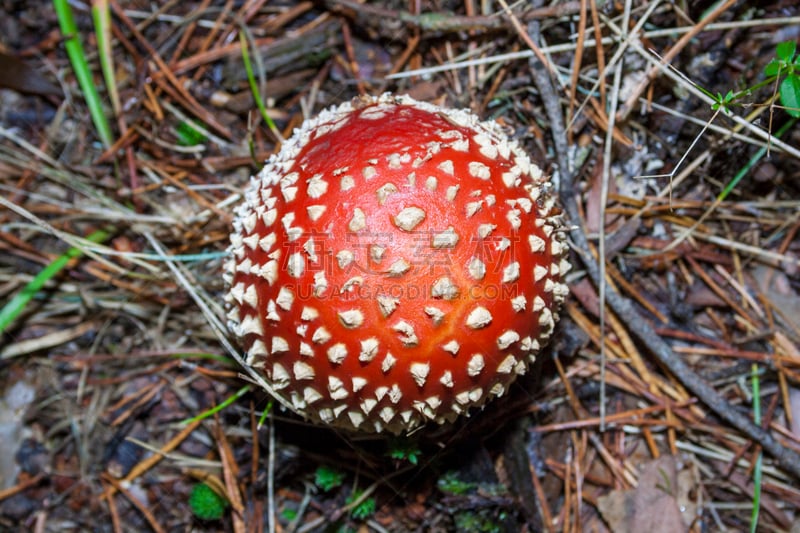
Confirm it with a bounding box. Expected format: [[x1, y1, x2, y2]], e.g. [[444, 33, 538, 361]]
[[225, 94, 569, 433]]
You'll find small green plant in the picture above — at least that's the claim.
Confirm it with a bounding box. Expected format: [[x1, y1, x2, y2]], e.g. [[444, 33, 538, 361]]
[[710, 89, 735, 114], [454, 509, 504, 533], [188, 483, 227, 521], [387, 437, 421, 465], [703, 41, 800, 116], [314, 465, 345, 492], [764, 40, 800, 117], [346, 489, 376, 521], [437, 471, 476, 495], [641, 41, 800, 220], [281, 507, 298, 522], [176, 120, 208, 146]]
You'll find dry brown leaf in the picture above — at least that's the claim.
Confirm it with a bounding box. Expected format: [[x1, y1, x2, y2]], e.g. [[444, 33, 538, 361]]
[[597, 455, 694, 533]]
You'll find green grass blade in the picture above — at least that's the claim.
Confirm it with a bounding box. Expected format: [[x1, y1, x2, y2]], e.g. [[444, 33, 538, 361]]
[[257, 399, 273, 429], [239, 30, 281, 141], [749, 363, 762, 533], [53, 0, 114, 148], [180, 384, 251, 425], [0, 228, 111, 336], [91, 0, 120, 116], [167, 351, 236, 365]]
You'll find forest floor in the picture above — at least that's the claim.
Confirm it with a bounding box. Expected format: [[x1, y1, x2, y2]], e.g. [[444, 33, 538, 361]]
[[1, 1, 800, 531]]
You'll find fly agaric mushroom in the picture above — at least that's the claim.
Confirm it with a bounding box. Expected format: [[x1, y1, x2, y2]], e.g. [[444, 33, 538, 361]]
[[224, 94, 569, 434]]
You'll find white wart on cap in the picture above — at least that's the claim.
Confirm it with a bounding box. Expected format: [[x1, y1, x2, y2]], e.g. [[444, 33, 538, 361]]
[[224, 93, 569, 434]]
